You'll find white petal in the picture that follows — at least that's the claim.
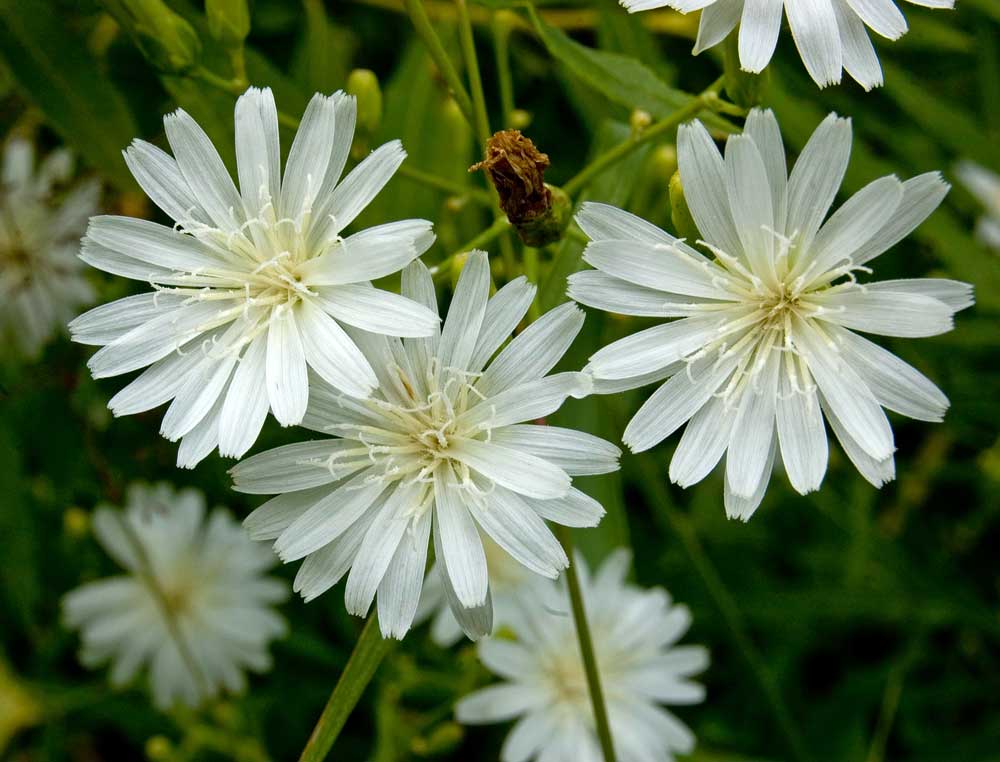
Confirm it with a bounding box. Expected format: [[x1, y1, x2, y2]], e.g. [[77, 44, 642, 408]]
[[738, 0, 784, 73], [587, 316, 720, 381], [438, 250, 491, 372], [160, 353, 237, 440], [401, 259, 442, 377], [725, 134, 775, 275], [669, 394, 734, 487], [864, 278, 972, 312], [281, 93, 337, 219], [449, 438, 571, 499], [574, 202, 675, 244], [851, 172, 949, 265], [70, 293, 185, 346], [743, 108, 788, 231], [623, 355, 739, 453], [107, 339, 207, 416], [433, 468, 488, 607], [344, 484, 415, 617], [377, 511, 431, 639], [568, 270, 708, 317], [477, 302, 584, 397], [234, 87, 281, 215], [243, 485, 330, 541], [787, 0, 844, 88], [469, 276, 535, 372], [455, 684, 538, 723], [461, 372, 592, 431], [297, 299, 377, 399], [833, 327, 949, 421], [794, 316, 894, 460], [785, 113, 852, 254], [176, 392, 225, 468], [527, 488, 606, 528], [725, 351, 779, 497], [231, 440, 364, 494], [812, 289, 953, 337], [315, 284, 438, 337], [677, 121, 744, 257], [468, 486, 568, 578], [86, 216, 225, 273], [163, 108, 243, 231], [775, 363, 828, 494], [431, 526, 493, 640], [582, 239, 722, 299], [326, 140, 406, 235], [820, 394, 895, 487], [833, 0, 884, 90], [300, 219, 434, 286], [266, 308, 309, 425], [218, 335, 270, 458], [122, 140, 205, 224], [724, 438, 775, 521], [293, 505, 380, 602], [845, 0, 907, 39], [491, 425, 620, 476], [805, 175, 903, 277], [275, 470, 385, 561], [693, 0, 742, 54]]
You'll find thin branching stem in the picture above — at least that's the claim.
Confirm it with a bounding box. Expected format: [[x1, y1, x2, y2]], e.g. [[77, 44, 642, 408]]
[[403, 0, 476, 125]]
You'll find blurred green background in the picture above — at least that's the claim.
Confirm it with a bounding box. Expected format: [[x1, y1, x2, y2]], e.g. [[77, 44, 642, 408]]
[[0, 0, 997, 760]]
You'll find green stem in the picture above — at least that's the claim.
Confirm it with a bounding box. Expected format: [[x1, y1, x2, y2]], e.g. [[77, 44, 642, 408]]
[[492, 13, 516, 128], [562, 75, 727, 197], [193, 65, 245, 95], [631, 456, 813, 762], [396, 164, 493, 205], [299, 615, 394, 762], [455, 0, 493, 147], [403, 0, 476, 127], [557, 527, 617, 762]]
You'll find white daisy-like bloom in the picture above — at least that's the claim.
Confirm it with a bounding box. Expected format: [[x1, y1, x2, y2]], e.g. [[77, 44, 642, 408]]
[[569, 109, 973, 519], [456, 550, 707, 762], [621, 0, 953, 91], [62, 483, 288, 710], [69, 86, 439, 468], [955, 161, 1000, 252], [1, 138, 99, 358], [417, 533, 533, 646], [231, 251, 620, 640]]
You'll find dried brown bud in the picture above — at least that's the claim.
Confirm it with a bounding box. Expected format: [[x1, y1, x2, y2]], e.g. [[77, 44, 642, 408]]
[[471, 130, 569, 247]]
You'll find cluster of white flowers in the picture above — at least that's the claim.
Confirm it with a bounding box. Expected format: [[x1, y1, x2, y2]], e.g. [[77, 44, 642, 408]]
[[1, 139, 98, 358], [622, 0, 953, 91], [457, 550, 707, 762], [62, 484, 287, 709]]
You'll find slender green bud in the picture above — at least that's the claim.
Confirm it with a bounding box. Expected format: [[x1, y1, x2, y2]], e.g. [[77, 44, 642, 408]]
[[206, 0, 250, 46], [723, 31, 765, 108], [410, 722, 463, 755], [103, 0, 201, 74], [346, 69, 383, 136], [669, 170, 700, 242]]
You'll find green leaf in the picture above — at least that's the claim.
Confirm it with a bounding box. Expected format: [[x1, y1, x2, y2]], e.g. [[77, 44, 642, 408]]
[[291, 0, 355, 93], [0, 5, 139, 190]]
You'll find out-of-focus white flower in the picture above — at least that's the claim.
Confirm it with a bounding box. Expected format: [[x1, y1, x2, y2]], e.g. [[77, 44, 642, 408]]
[[456, 550, 707, 762], [232, 251, 619, 641], [570, 109, 973, 519], [0, 139, 98, 358], [62, 483, 288, 710], [70, 86, 439, 468], [417, 534, 533, 646], [955, 161, 1000, 252], [621, 0, 953, 91]]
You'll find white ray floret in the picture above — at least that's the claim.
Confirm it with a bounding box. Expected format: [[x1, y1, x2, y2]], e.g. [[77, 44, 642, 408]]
[[232, 251, 619, 640], [1, 139, 99, 358], [621, 0, 953, 91], [456, 550, 707, 762], [955, 161, 1000, 252], [70, 86, 439, 467], [62, 483, 288, 710], [569, 109, 972, 520]]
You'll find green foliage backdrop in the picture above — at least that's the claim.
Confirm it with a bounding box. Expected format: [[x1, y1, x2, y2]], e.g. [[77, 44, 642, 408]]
[[0, 0, 997, 760]]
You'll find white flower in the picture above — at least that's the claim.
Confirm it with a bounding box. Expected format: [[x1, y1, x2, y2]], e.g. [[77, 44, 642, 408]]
[[622, 0, 953, 91], [62, 483, 288, 710], [955, 161, 1000, 252], [569, 109, 973, 520], [456, 550, 707, 762], [417, 534, 534, 646], [231, 251, 620, 640], [1, 139, 99, 358], [70, 86, 439, 468]]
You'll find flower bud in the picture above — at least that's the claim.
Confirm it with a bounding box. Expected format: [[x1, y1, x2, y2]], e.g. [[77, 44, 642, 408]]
[[471, 130, 570, 247], [669, 169, 700, 242], [346, 69, 383, 137], [104, 0, 201, 74], [206, 0, 251, 47]]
